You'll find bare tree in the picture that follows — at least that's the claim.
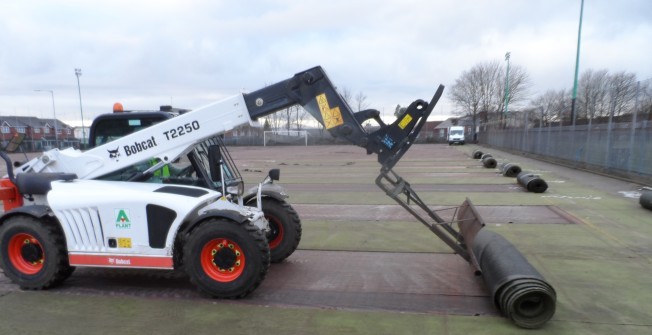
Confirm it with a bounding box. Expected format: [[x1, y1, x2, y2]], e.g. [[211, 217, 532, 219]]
[[264, 105, 296, 132], [578, 69, 610, 120], [449, 60, 530, 131], [292, 105, 309, 131], [530, 90, 566, 126], [339, 86, 353, 107], [449, 64, 484, 129], [608, 71, 638, 117], [641, 80, 652, 118], [449, 60, 531, 134], [530, 89, 569, 126], [354, 91, 369, 112], [494, 64, 531, 116], [263, 110, 284, 132]]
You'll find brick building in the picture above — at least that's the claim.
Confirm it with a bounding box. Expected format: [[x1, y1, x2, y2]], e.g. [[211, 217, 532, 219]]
[[0, 116, 78, 151]]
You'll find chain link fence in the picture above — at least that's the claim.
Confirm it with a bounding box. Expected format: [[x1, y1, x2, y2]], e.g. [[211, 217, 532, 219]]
[[478, 112, 652, 184]]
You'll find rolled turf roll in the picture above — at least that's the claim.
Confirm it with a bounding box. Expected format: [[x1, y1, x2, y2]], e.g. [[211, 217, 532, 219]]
[[482, 156, 497, 169], [640, 190, 652, 210], [501, 163, 522, 177], [517, 172, 548, 193], [472, 229, 556, 329]]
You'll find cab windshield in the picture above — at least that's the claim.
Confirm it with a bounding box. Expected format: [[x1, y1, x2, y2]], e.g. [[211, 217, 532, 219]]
[[96, 136, 243, 192]]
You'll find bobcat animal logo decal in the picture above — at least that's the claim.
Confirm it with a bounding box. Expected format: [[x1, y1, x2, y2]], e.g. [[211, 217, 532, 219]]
[[108, 147, 120, 159]]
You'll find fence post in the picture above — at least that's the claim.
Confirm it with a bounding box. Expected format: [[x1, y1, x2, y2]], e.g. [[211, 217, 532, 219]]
[[605, 99, 616, 169], [628, 81, 640, 173], [523, 109, 529, 152]]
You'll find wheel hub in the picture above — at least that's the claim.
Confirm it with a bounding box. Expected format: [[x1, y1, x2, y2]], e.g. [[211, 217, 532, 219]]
[[20, 241, 43, 264], [267, 224, 279, 241], [212, 247, 237, 269]]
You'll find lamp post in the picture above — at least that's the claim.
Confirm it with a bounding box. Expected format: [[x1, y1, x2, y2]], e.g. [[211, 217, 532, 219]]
[[75, 68, 86, 146], [503, 52, 511, 128], [570, 0, 585, 126], [34, 89, 59, 148]]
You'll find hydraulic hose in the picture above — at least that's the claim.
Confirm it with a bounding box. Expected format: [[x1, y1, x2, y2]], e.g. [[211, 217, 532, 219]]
[[472, 229, 556, 329]]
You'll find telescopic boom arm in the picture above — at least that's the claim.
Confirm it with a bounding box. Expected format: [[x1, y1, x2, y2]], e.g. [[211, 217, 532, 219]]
[[244, 66, 444, 170]]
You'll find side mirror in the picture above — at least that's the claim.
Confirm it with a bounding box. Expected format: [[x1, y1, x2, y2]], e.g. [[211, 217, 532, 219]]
[[268, 168, 280, 181], [208, 145, 222, 182]]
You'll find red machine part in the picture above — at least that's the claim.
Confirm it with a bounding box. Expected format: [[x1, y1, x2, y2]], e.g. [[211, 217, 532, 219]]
[[0, 178, 22, 212]]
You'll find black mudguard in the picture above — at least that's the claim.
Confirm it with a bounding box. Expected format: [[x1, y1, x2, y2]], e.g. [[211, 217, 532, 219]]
[[0, 205, 52, 225]]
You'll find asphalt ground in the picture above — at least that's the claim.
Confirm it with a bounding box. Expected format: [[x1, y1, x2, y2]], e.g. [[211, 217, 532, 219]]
[[1, 144, 651, 334]]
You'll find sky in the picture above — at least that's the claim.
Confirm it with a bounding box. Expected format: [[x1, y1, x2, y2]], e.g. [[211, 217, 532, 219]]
[[0, 0, 650, 127]]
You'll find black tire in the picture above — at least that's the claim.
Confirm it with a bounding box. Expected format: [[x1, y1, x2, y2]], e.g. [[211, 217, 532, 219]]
[[250, 198, 302, 263], [0, 215, 73, 290], [183, 218, 270, 299]]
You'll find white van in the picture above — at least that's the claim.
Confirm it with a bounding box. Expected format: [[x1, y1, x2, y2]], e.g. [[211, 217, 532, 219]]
[[448, 126, 465, 145]]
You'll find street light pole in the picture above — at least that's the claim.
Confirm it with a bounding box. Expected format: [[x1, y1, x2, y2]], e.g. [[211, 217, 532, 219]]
[[34, 89, 59, 148], [570, 0, 585, 126], [75, 68, 86, 147]]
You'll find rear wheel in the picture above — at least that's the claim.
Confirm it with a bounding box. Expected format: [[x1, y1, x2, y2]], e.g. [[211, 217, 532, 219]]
[[183, 218, 270, 298], [250, 198, 302, 263], [0, 215, 73, 290]]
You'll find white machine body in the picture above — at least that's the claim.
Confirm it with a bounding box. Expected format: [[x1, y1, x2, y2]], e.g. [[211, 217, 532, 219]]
[[46, 179, 266, 269]]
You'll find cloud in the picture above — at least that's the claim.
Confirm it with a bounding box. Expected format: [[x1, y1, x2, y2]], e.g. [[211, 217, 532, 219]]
[[0, 0, 650, 125]]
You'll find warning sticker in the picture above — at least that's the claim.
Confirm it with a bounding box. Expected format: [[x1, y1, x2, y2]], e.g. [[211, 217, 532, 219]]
[[316, 93, 344, 129], [117, 238, 132, 248], [398, 114, 413, 130]]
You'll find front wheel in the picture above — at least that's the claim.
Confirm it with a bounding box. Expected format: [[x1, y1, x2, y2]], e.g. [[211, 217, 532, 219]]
[[183, 218, 270, 299], [0, 215, 74, 290], [250, 198, 302, 263]]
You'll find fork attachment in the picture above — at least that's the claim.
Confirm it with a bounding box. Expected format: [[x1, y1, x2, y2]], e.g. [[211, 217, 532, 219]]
[[375, 168, 485, 273]]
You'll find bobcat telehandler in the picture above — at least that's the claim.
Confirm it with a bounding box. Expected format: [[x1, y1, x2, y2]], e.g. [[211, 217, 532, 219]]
[[85, 104, 301, 265], [0, 66, 554, 327]]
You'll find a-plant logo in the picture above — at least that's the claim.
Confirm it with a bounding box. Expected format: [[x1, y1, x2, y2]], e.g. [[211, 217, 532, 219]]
[[115, 209, 132, 229]]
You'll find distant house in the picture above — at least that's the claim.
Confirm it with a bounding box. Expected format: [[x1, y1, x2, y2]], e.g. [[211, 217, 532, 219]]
[[417, 121, 443, 143], [0, 116, 78, 151]]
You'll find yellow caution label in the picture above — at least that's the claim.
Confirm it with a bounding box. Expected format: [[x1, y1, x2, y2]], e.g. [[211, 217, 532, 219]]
[[316, 93, 344, 129], [398, 114, 413, 130], [117, 238, 132, 248]]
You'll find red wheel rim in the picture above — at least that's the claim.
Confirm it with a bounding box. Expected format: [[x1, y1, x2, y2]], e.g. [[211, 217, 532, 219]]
[[200, 238, 245, 282], [7, 233, 44, 275], [266, 214, 285, 250]]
